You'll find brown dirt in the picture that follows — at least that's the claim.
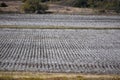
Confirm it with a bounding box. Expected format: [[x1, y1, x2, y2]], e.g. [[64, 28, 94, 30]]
[[48, 4, 94, 14], [0, 1, 94, 14], [0, 1, 22, 13]]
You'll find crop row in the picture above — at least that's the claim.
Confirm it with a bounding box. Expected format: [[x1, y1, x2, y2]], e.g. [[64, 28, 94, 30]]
[[0, 14, 120, 28], [0, 29, 120, 74]]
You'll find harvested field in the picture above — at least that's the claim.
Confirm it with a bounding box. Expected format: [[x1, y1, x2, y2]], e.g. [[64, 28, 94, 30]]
[[0, 14, 120, 28], [0, 29, 120, 74]]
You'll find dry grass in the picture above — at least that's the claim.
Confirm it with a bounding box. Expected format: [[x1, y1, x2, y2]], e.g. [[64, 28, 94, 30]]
[[0, 72, 120, 80]]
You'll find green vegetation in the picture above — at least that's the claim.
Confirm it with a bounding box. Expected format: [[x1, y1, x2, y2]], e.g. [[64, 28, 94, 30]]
[[58, 0, 120, 13], [22, 0, 27, 2], [0, 2, 8, 7], [21, 0, 120, 13], [87, 0, 120, 13], [22, 0, 50, 3], [21, 0, 48, 13]]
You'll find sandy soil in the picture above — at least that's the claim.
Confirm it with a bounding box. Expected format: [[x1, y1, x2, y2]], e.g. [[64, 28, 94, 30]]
[[0, 1, 95, 14], [0, 1, 22, 13], [48, 4, 94, 14]]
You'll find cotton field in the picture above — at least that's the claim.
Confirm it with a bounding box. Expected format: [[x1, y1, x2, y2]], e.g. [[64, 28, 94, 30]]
[[0, 14, 120, 28], [0, 29, 120, 74]]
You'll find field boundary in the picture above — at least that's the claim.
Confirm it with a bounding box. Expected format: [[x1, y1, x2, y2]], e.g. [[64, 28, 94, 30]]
[[0, 72, 120, 80], [0, 25, 120, 30]]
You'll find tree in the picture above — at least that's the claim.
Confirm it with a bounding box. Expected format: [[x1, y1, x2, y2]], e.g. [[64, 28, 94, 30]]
[[75, 0, 88, 7], [22, 0, 27, 2], [0, 2, 8, 7], [21, 0, 48, 13]]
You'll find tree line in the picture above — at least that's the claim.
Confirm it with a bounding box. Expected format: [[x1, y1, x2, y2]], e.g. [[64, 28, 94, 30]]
[[59, 0, 120, 13], [22, 0, 120, 13]]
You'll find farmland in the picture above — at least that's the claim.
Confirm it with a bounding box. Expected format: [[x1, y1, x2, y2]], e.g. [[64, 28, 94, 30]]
[[0, 0, 120, 79], [0, 14, 120, 77], [0, 28, 120, 74], [0, 14, 120, 28]]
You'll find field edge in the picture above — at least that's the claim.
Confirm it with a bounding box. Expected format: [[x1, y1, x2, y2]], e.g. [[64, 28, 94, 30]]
[[0, 25, 120, 30], [0, 71, 120, 80]]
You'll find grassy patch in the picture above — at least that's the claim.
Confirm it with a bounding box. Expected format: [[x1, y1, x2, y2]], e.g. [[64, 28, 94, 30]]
[[0, 72, 120, 80]]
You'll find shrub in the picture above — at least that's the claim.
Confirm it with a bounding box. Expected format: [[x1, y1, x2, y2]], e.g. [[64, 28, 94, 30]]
[[87, 0, 120, 13], [22, 0, 27, 3], [21, 0, 48, 13], [0, 2, 8, 7], [63, 0, 89, 8], [41, 0, 50, 2], [59, 0, 120, 13], [75, 0, 89, 8], [103, 0, 120, 13]]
